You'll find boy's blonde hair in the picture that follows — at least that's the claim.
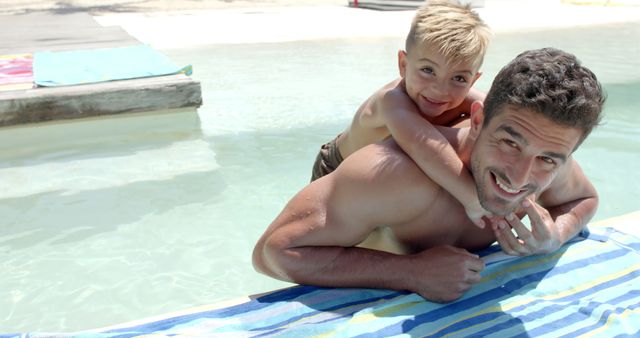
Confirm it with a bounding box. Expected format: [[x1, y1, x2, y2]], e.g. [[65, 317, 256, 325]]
[[406, 0, 491, 68]]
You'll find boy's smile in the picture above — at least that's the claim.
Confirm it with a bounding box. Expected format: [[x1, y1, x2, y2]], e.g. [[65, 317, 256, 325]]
[[399, 44, 481, 118], [422, 96, 447, 108]]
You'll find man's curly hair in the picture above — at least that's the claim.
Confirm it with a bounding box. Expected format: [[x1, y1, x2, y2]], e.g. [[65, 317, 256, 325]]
[[483, 48, 605, 147]]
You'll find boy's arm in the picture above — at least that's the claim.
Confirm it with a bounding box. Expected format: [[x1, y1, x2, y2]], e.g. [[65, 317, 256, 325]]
[[494, 159, 598, 255], [380, 84, 489, 227]]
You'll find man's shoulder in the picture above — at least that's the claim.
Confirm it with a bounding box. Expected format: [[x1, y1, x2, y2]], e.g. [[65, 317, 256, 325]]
[[337, 138, 436, 189], [539, 156, 591, 206], [326, 138, 442, 227]]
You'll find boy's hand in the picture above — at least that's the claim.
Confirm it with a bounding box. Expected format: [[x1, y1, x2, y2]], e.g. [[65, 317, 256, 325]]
[[464, 200, 493, 229]]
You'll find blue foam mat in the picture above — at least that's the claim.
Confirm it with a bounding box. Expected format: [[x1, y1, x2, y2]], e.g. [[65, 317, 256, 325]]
[[33, 45, 192, 87]]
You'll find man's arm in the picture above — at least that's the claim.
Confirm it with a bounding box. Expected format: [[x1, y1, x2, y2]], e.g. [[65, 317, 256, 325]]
[[493, 158, 598, 255], [253, 143, 485, 302], [380, 84, 490, 228]]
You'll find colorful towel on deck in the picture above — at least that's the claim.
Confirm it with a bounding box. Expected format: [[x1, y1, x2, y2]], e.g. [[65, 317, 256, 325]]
[[0, 54, 34, 91], [5, 227, 640, 337], [33, 45, 192, 87]]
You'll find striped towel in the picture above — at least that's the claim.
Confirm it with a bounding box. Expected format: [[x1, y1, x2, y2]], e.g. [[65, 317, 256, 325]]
[[0, 53, 34, 91], [7, 227, 640, 337]]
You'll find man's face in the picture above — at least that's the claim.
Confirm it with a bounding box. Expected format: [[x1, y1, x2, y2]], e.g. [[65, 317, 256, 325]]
[[399, 44, 481, 118], [470, 105, 583, 215]]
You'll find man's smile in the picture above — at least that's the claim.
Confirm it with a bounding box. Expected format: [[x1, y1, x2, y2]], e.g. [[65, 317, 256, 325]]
[[490, 171, 525, 197]]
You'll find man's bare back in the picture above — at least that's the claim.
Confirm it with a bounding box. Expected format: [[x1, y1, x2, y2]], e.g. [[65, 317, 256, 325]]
[[333, 138, 496, 253]]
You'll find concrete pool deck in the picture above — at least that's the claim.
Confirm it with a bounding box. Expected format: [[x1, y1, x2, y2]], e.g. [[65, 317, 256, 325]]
[[90, 0, 640, 49], [2, 0, 640, 48]]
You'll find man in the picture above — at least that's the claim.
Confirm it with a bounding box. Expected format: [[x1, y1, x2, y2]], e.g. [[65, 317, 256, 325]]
[[253, 48, 605, 303]]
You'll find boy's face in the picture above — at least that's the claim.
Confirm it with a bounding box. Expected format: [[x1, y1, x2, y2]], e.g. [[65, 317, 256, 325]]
[[399, 44, 481, 118]]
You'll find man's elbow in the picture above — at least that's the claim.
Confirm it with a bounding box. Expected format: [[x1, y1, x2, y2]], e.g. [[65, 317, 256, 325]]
[[252, 233, 292, 282], [252, 238, 269, 276], [576, 194, 599, 225]]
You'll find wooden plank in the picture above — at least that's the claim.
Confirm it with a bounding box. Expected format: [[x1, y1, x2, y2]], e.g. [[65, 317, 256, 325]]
[[0, 75, 202, 127], [0, 12, 138, 54]]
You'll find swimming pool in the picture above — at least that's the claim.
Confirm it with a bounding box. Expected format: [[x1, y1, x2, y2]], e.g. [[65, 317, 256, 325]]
[[1, 21, 639, 331]]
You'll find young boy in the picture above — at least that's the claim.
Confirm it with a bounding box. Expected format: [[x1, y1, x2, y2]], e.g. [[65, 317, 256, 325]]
[[310, 0, 493, 227]]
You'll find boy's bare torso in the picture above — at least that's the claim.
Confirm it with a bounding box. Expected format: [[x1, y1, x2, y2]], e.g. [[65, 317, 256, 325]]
[[336, 80, 400, 159], [337, 79, 473, 160]]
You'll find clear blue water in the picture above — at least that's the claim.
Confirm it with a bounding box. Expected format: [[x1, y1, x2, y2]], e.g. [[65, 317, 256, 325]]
[[1, 22, 638, 332]]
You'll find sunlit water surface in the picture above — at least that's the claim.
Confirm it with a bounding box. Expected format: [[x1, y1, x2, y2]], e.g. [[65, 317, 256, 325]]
[[1, 22, 639, 331]]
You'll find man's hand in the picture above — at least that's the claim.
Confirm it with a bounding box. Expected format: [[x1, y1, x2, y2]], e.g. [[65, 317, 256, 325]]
[[494, 196, 562, 256], [409, 245, 485, 303]]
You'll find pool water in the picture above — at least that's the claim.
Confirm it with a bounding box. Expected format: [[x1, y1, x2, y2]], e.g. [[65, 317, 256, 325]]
[[1, 22, 639, 332]]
